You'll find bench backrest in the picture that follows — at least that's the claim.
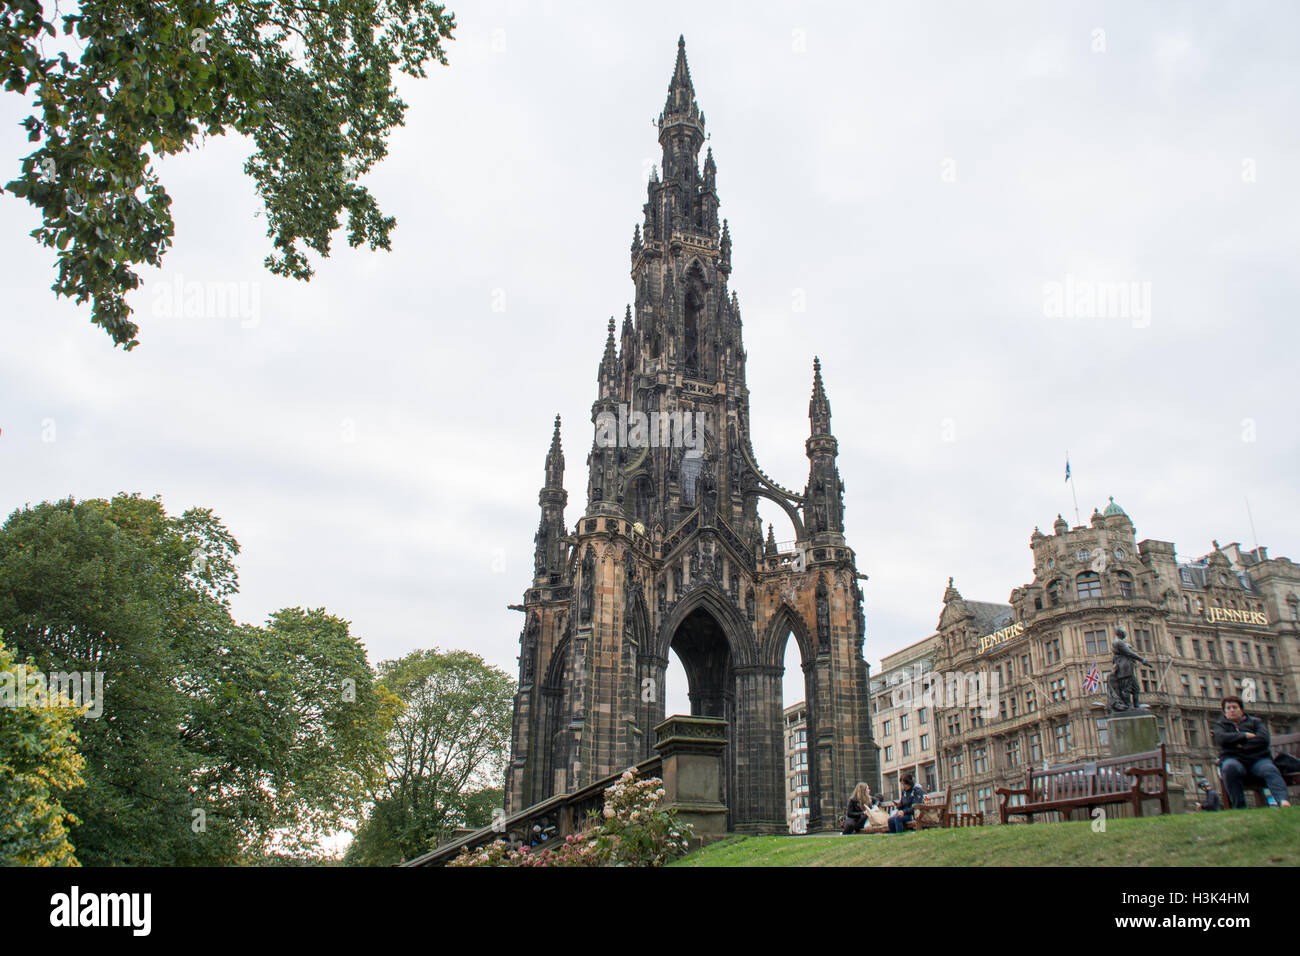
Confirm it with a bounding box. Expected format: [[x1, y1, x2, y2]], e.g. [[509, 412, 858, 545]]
[[1028, 745, 1165, 800]]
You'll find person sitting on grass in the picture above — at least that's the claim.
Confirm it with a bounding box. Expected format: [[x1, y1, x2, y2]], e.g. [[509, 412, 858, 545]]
[[841, 782, 873, 834], [888, 773, 925, 833], [1195, 779, 1221, 812], [1213, 695, 1292, 809]]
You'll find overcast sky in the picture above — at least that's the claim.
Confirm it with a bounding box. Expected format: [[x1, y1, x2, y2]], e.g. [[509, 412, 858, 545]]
[[3, 1, 1298, 715]]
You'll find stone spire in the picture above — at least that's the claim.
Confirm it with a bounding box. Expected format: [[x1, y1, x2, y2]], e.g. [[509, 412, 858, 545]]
[[545, 414, 564, 489], [534, 414, 568, 582], [597, 316, 619, 398], [809, 356, 832, 436], [804, 357, 843, 540]]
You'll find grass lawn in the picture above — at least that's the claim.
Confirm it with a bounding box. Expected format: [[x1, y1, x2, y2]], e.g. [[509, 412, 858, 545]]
[[672, 807, 1300, 867]]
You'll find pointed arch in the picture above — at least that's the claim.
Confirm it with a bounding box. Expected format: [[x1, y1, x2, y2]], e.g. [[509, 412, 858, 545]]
[[654, 584, 757, 667], [763, 601, 815, 667]]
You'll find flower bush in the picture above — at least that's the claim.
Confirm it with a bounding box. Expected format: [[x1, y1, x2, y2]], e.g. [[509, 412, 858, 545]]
[[448, 769, 693, 867]]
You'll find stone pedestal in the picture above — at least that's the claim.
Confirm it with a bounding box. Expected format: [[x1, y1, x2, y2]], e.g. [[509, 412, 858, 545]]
[[1108, 711, 1180, 814], [654, 715, 729, 844], [1108, 711, 1158, 757]]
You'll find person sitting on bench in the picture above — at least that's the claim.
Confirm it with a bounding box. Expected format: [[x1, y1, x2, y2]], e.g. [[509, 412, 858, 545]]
[[888, 773, 925, 833], [1213, 695, 1292, 809]]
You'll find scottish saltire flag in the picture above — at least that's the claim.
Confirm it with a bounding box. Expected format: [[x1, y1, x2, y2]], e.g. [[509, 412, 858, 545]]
[[1065, 457, 1071, 483], [1083, 664, 1101, 694]]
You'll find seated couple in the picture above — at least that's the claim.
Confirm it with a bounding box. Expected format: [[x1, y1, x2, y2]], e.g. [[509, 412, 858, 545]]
[[841, 774, 925, 834]]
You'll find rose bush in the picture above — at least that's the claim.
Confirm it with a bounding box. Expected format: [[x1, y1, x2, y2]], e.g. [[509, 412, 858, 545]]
[[448, 769, 693, 867]]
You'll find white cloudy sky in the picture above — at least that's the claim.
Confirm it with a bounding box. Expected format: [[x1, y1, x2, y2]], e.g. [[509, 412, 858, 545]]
[[3, 1, 1298, 715]]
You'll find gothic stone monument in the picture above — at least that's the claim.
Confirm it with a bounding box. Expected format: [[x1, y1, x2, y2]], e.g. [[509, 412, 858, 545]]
[[505, 38, 876, 833]]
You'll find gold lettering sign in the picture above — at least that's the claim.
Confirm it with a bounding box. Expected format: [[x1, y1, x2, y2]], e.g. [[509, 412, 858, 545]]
[[979, 621, 1025, 653], [1205, 606, 1268, 627]]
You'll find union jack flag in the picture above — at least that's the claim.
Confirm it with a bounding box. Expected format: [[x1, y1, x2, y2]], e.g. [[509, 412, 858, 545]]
[[1083, 664, 1102, 694]]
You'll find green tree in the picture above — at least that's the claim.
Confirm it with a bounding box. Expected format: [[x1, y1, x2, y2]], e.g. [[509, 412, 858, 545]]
[[0, 628, 86, 866], [2, 0, 456, 349], [0, 494, 390, 863], [344, 649, 513, 865]]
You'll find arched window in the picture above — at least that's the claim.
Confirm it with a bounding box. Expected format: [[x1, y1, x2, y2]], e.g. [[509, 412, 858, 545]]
[[1047, 578, 1062, 607], [1076, 572, 1102, 599], [1115, 571, 1134, 599]]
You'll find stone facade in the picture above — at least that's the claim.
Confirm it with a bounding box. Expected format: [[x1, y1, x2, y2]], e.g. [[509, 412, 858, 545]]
[[782, 702, 809, 832], [504, 38, 876, 833], [871, 634, 942, 799], [930, 499, 1300, 817]]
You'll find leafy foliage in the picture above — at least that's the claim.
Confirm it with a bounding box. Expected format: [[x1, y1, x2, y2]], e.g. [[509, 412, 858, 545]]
[[448, 770, 694, 868], [344, 648, 513, 865], [0, 494, 390, 864], [0, 628, 86, 866], [1, 0, 456, 348]]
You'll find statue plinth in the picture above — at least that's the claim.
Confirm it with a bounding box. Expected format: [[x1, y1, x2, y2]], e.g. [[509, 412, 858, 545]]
[[653, 715, 729, 844], [1107, 711, 1158, 757]]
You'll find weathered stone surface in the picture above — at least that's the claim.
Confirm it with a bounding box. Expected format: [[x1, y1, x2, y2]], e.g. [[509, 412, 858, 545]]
[[504, 39, 876, 832]]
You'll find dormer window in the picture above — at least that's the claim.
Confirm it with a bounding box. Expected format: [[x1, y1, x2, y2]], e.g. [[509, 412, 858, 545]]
[[1077, 549, 1090, 562]]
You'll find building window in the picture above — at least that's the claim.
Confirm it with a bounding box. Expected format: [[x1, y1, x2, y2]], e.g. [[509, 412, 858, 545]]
[[900, 713, 909, 731], [1212, 677, 1223, 698], [1076, 572, 1102, 599], [1226, 640, 1237, 664], [977, 786, 994, 813], [1006, 738, 1021, 767], [953, 792, 969, 814], [973, 747, 988, 774], [1117, 572, 1134, 598], [921, 733, 930, 751], [1192, 639, 1202, 660], [1181, 674, 1191, 696], [1198, 676, 1209, 698], [1268, 646, 1277, 668], [1026, 689, 1037, 713], [1097, 718, 1108, 747], [1207, 640, 1218, 663], [1055, 722, 1072, 754], [1029, 732, 1042, 763], [1084, 628, 1107, 655], [1047, 579, 1062, 607], [1174, 635, 1184, 657], [950, 752, 964, 778], [918, 707, 928, 725], [1140, 668, 1157, 693], [1134, 628, 1154, 653], [1255, 644, 1265, 667], [1010, 695, 1019, 718], [882, 719, 891, 737], [1185, 720, 1199, 747], [795, 729, 806, 745], [1021, 653, 1032, 676], [1264, 682, 1272, 703], [1049, 678, 1067, 702], [884, 745, 893, 762], [1051, 638, 1062, 663]]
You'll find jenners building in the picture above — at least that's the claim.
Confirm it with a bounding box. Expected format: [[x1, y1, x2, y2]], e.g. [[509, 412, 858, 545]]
[[872, 499, 1300, 816]]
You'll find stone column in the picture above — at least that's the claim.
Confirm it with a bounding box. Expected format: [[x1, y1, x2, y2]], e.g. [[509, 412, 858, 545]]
[[653, 715, 729, 843]]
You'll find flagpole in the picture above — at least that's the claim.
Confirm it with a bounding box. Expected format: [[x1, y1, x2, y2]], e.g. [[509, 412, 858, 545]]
[[1065, 451, 1081, 525]]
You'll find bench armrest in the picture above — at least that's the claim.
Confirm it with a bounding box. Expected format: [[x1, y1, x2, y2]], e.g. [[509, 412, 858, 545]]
[[995, 786, 1029, 797]]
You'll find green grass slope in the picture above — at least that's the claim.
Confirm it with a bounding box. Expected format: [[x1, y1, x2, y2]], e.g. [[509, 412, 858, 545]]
[[672, 808, 1300, 867]]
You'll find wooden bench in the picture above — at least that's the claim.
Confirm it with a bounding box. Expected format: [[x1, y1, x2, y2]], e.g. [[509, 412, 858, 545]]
[[910, 787, 950, 830], [1216, 731, 1300, 808], [995, 743, 1169, 824]]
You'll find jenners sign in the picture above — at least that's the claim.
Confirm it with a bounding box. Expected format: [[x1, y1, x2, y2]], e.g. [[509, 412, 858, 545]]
[[979, 620, 1025, 654], [1206, 606, 1268, 627]]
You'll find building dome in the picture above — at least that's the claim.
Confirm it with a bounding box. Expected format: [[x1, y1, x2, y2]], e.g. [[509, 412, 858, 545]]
[[1103, 496, 1128, 518]]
